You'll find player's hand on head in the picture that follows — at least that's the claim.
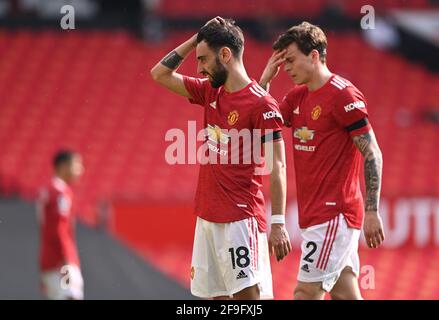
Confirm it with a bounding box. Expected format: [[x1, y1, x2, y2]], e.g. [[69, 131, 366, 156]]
[[270, 49, 287, 68], [269, 224, 292, 261], [204, 16, 225, 27], [260, 49, 286, 87], [363, 211, 385, 249]]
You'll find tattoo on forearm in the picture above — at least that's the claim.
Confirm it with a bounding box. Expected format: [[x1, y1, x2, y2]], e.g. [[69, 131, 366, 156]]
[[353, 133, 371, 156], [161, 50, 184, 69], [364, 154, 382, 211], [353, 133, 383, 212]]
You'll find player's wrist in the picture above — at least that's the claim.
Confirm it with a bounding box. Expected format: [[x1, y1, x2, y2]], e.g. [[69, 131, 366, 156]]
[[259, 79, 270, 91], [271, 214, 285, 225], [259, 76, 270, 87], [189, 34, 198, 48]]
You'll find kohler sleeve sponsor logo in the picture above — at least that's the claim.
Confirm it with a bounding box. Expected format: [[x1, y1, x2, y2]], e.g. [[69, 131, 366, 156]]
[[344, 101, 366, 112], [262, 110, 283, 120]]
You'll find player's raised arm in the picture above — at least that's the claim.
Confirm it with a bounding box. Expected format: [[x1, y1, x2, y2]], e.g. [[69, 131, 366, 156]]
[[352, 130, 385, 249], [150, 16, 226, 98], [265, 138, 292, 261], [259, 49, 286, 92], [150, 34, 197, 98]]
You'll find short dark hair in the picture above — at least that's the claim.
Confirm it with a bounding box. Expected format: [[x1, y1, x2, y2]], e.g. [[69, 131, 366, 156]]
[[197, 19, 244, 57], [273, 22, 327, 63], [53, 150, 77, 168]]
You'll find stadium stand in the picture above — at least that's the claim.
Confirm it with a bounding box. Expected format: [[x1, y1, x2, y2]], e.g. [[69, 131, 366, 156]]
[[156, 0, 435, 18], [0, 30, 437, 212]]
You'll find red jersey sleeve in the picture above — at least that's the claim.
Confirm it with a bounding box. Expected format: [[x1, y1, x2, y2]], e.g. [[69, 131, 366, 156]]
[[55, 192, 71, 217], [53, 192, 74, 264], [332, 86, 372, 137], [279, 91, 294, 127], [183, 76, 210, 106], [279, 86, 305, 127], [252, 96, 284, 142]]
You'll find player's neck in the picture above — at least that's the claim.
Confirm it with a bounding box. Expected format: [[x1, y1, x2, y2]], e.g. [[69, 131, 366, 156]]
[[55, 173, 70, 186], [223, 64, 252, 93], [306, 65, 333, 92]]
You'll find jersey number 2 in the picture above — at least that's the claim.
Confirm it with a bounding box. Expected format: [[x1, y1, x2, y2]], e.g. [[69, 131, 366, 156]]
[[304, 241, 317, 263]]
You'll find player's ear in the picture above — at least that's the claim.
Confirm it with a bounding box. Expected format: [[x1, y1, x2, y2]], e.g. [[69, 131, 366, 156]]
[[310, 49, 320, 64], [219, 47, 232, 64]]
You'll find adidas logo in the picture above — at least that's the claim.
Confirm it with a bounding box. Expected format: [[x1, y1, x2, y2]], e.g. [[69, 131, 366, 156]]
[[210, 101, 217, 109], [236, 270, 248, 280], [293, 106, 300, 114], [301, 264, 310, 273]]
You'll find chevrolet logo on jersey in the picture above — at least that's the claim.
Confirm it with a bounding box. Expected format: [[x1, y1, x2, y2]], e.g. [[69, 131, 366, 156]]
[[294, 126, 315, 143], [207, 124, 230, 144]]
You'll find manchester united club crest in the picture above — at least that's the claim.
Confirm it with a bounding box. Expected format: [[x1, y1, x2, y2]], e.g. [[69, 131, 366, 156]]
[[227, 110, 239, 126], [311, 105, 322, 120]]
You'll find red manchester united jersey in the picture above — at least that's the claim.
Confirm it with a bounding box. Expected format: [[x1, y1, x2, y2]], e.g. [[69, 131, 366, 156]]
[[279, 74, 372, 229], [38, 177, 80, 271], [183, 77, 283, 232]]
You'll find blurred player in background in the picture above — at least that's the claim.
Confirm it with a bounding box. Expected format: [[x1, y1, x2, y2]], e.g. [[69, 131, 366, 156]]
[[151, 17, 291, 300], [38, 150, 84, 300], [259, 22, 385, 300]]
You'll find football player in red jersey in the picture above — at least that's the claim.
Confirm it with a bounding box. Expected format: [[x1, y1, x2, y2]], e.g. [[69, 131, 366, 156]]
[[151, 17, 291, 300], [259, 22, 385, 300], [38, 150, 84, 299]]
